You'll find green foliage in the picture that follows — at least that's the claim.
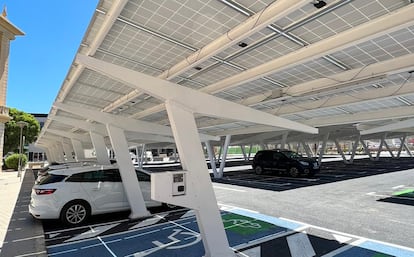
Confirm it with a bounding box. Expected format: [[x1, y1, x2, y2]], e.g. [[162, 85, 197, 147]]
[[5, 153, 27, 170], [4, 108, 40, 154]]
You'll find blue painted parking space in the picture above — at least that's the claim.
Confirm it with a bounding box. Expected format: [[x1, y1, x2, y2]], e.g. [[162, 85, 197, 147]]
[[46, 207, 414, 257]]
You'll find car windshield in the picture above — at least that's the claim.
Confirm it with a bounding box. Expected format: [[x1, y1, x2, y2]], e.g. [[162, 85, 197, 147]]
[[282, 151, 302, 159], [38, 174, 67, 185]]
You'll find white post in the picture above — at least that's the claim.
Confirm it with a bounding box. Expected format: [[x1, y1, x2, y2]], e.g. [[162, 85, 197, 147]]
[[403, 143, 413, 157], [318, 133, 330, 165], [139, 144, 146, 168], [239, 145, 246, 160], [106, 124, 150, 219], [360, 139, 373, 160], [349, 135, 361, 163], [281, 132, 288, 149], [397, 135, 407, 158], [301, 140, 312, 158], [382, 139, 395, 158], [89, 131, 111, 165], [205, 141, 218, 178], [71, 138, 85, 161], [334, 139, 349, 164], [219, 135, 231, 178], [62, 140, 75, 162], [376, 134, 387, 160], [55, 142, 65, 162], [165, 100, 234, 257], [248, 143, 253, 160]]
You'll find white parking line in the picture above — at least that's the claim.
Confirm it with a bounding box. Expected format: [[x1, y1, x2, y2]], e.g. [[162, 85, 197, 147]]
[[12, 235, 44, 243], [97, 236, 117, 257], [213, 185, 246, 192], [15, 250, 48, 257], [392, 185, 405, 189]]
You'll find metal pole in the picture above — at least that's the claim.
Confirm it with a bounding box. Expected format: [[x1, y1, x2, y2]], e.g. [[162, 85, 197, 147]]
[[16, 121, 28, 179]]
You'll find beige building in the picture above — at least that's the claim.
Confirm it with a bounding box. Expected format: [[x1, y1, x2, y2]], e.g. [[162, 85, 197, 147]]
[[0, 8, 24, 170]]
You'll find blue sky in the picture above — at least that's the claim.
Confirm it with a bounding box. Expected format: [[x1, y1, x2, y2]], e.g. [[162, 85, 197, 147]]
[[3, 0, 98, 114]]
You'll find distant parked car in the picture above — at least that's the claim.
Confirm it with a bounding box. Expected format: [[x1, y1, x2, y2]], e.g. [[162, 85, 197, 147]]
[[29, 165, 162, 225], [252, 149, 320, 177]]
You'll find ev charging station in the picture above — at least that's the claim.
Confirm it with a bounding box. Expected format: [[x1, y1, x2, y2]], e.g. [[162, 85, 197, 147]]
[[151, 170, 188, 200]]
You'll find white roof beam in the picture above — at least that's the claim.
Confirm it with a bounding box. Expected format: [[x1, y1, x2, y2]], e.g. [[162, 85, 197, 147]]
[[46, 129, 90, 142], [360, 119, 414, 135], [274, 81, 414, 116], [200, 4, 414, 94], [231, 131, 287, 145], [195, 81, 414, 132], [52, 115, 176, 144], [40, 0, 129, 140], [304, 106, 414, 127], [103, 0, 309, 113], [51, 116, 107, 136], [283, 53, 414, 97], [204, 125, 285, 137], [54, 102, 219, 142], [76, 55, 318, 134]]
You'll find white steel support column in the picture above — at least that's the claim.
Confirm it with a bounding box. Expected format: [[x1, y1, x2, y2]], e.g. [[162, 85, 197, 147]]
[[62, 140, 75, 162], [318, 133, 330, 164], [240, 145, 247, 161], [382, 139, 395, 158], [360, 139, 373, 160], [349, 135, 361, 164], [106, 124, 150, 219], [397, 135, 407, 158], [281, 132, 288, 149], [173, 147, 178, 162], [218, 144, 223, 162], [375, 133, 387, 161], [205, 141, 218, 178], [403, 143, 413, 157], [139, 144, 146, 168], [48, 145, 58, 162], [89, 131, 111, 165], [248, 144, 253, 160], [219, 135, 231, 178], [376, 134, 387, 160], [71, 138, 85, 161], [44, 148, 54, 163], [55, 143, 65, 162], [334, 139, 349, 164], [165, 100, 234, 257], [301, 140, 312, 158]]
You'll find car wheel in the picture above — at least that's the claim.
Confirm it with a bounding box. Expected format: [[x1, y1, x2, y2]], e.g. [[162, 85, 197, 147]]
[[289, 166, 300, 177], [60, 200, 90, 225], [255, 166, 264, 175]]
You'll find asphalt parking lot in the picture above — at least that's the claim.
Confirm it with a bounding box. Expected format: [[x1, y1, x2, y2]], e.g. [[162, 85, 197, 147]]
[[2, 157, 414, 256]]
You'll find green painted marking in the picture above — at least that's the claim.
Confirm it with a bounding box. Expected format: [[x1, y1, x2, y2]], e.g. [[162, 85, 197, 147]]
[[393, 189, 414, 198], [222, 213, 278, 235], [372, 253, 393, 257]]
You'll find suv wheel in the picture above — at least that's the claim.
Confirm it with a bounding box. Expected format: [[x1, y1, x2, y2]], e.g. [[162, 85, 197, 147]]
[[60, 200, 90, 225], [255, 166, 264, 175], [289, 166, 300, 177]]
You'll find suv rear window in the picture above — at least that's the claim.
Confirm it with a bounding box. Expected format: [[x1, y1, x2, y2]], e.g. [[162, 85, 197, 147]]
[[38, 174, 67, 185]]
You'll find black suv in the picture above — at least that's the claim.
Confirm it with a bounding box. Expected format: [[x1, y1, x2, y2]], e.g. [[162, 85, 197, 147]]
[[252, 149, 320, 177]]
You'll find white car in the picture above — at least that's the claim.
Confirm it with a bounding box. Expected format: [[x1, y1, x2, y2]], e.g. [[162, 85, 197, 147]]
[[35, 161, 98, 184], [29, 165, 162, 225]]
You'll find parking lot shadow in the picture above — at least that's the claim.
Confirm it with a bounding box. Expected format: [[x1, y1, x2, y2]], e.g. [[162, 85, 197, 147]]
[[211, 158, 414, 192]]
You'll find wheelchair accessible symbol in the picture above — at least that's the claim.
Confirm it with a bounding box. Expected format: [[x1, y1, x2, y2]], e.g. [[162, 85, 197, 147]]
[[130, 229, 201, 256]]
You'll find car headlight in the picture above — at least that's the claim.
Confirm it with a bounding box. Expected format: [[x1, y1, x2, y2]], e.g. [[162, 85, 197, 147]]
[[299, 161, 309, 166]]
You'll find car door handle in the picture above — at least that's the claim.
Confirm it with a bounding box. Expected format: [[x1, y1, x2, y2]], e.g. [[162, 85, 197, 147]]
[[93, 181, 102, 191]]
